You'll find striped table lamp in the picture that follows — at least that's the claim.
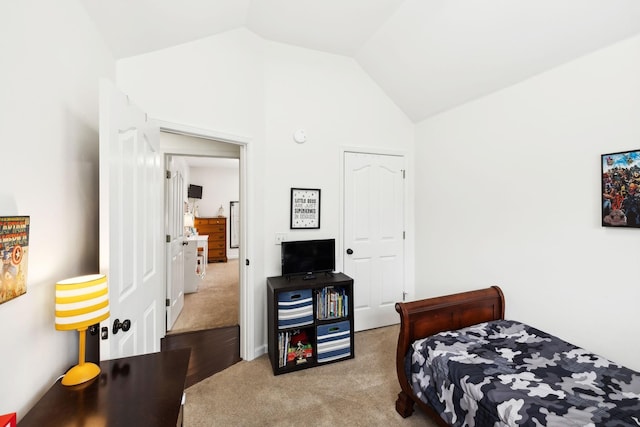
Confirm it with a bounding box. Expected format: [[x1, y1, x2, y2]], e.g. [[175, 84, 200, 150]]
[[55, 274, 109, 386]]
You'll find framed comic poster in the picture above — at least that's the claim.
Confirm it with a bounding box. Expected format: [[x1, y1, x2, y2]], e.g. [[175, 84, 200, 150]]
[[602, 149, 640, 227], [290, 188, 321, 229], [0, 216, 29, 304]]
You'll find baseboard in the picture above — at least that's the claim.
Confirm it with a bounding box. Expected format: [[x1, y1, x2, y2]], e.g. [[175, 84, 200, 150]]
[[253, 343, 267, 360]]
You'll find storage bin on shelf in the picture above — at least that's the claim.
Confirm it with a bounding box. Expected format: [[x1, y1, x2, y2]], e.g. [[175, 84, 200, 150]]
[[277, 289, 313, 329], [316, 320, 351, 363]]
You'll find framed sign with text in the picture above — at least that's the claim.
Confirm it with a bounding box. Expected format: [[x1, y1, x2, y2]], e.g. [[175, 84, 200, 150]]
[[290, 188, 321, 229]]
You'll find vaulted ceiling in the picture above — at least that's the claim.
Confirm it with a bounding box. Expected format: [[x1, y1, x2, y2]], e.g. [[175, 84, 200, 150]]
[[81, 0, 640, 122]]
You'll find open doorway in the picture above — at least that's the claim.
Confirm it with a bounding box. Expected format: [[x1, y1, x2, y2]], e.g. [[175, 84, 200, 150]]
[[159, 128, 246, 386], [169, 156, 240, 334], [156, 122, 253, 359]]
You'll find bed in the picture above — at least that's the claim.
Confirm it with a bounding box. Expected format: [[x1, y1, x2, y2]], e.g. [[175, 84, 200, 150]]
[[394, 286, 640, 426]]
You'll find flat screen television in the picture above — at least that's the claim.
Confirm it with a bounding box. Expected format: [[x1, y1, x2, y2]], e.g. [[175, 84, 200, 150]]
[[281, 239, 335, 278], [188, 184, 202, 199]]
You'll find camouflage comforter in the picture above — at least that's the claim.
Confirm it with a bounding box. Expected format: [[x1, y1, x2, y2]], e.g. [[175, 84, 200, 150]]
[[406, 320, 640, 426]]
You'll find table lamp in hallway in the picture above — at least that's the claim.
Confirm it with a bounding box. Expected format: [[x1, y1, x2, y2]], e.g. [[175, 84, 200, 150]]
[[55, 274, 109, 386]]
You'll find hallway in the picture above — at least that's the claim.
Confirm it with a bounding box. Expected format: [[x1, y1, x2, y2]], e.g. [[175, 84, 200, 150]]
[[163, 258, 241, 387], [169, 258, 239, 334]]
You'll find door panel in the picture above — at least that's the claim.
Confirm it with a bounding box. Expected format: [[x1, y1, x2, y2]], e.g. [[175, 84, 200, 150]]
[[143, 303, 158, 351], [166, 157, 185, 331], [99, 79, 164, 360], [344, 152, 405, 331]]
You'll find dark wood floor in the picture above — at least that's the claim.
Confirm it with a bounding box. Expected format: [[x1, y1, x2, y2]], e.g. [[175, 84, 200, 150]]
[[161, 325, 241, 388]]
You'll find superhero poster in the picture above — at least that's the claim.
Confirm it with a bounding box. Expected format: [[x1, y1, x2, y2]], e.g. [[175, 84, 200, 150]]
[[602, 150, 640, 227], [0, 216, 29, 304]]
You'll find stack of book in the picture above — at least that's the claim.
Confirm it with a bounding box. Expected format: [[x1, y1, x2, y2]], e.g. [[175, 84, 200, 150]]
[[316, 286, 348, 319]]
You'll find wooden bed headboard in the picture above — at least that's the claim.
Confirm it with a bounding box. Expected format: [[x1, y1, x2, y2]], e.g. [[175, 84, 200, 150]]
[[394, 285, 505, 420]]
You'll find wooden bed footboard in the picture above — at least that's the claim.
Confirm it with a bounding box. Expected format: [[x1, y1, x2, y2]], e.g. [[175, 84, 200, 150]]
[[394, 286, 505, 422]]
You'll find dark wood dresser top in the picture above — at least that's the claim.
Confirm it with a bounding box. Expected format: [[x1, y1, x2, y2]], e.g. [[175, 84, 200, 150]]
[[20, 348, 190, 427]]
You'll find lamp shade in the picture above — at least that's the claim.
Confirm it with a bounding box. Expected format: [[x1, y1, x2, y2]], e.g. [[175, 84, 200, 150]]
[[184, 213, 194, 228], [55, 274, 109, 331]]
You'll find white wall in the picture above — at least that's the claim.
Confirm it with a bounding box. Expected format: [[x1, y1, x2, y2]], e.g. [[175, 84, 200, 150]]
[[0, 0, 114, 418], [190, 160, 240, 259], [117, 28, 415, 357], [262, 40, 415, 274], [415, 34, 640, 371]]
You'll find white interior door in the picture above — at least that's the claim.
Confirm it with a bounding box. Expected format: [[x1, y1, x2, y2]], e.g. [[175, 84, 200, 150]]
[[99, 79, 165, 360], [165, 158, 185, 331], [343, 151, 405, 331]]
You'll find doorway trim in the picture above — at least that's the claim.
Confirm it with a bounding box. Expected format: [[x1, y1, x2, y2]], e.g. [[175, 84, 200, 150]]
[[156, 119, 254, 361]]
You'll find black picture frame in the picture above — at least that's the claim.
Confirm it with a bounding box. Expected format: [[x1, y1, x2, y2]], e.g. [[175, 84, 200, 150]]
[[230, 201, 239, 248], [290, 188, 321, 229], [602, 149, 640, 227]]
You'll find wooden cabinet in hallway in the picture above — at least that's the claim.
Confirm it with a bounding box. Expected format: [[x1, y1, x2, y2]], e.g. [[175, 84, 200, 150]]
[[195, 217, 227, 263]]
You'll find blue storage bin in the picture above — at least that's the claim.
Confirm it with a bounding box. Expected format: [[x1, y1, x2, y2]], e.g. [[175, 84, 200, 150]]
[[316, 320, 351, 363], [278, 289, 313, 329]]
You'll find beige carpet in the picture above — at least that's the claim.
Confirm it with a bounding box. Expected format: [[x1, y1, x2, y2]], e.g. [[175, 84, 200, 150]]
[[170, 259, 239, 333], [184, 324, 438, 427]]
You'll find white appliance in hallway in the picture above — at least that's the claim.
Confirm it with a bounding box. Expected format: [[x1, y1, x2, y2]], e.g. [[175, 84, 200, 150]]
[[184, 235, 208, 293]]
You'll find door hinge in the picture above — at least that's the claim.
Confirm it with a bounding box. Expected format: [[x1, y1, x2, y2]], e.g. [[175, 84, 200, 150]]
[[166, 235, 171, 243], [403, 231, 406, 240], [166, 298, 170, 307], [166, 170, 171, 179], [402, 169, 405, 179]]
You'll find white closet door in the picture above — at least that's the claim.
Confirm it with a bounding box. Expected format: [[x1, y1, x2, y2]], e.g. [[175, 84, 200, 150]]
[[343, 151, 405, 331]]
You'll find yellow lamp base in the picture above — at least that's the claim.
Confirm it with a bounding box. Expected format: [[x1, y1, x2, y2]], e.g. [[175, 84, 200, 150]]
[[61, 362, 101, 386]]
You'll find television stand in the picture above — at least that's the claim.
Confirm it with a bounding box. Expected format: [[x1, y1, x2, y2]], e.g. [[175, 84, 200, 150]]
[[267, 273, 354, 375]]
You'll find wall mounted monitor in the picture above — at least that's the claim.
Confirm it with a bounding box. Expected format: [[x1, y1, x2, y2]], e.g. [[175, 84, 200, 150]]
[[188, 184, 202, 199]]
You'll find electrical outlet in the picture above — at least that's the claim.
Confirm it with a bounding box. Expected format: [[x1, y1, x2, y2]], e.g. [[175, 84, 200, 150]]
[[275, 233, 286, 245]]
